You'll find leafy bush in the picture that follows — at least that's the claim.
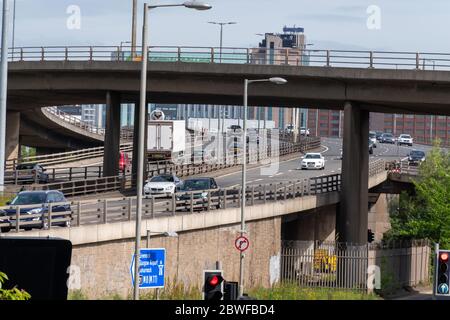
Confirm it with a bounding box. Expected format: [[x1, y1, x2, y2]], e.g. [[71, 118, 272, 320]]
[[384, 140, 450, 248], [0, 272, 31, 300]]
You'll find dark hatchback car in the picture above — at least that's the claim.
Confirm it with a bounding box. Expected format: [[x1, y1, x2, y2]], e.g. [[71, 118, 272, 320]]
[[375, 131, 384, 141], [380, 133, 395, 144], [176, 177, 221, 210], [408, 150, 426, 166], [0, 191, 72, 232]]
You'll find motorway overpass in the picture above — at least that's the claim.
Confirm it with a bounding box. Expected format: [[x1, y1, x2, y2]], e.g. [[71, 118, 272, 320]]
[[6, 45, 450, 244]]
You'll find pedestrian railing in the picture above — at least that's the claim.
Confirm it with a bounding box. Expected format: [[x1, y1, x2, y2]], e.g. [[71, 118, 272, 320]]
[[8, 45, 450, 71], [0, 159, 388, 233]]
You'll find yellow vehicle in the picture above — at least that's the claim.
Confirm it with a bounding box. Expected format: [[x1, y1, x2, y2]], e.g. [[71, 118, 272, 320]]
[[313, 249, 337, 273]]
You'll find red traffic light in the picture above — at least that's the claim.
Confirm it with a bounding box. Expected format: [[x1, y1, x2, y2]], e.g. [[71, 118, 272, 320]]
[[209, 275, 219, 286], [208, 275, 223, 287], [440, 252, 449, 262]]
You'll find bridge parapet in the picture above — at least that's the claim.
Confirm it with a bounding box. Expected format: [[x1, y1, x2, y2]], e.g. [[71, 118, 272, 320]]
[[9, 46, 450, 71], [0, 159, 388, 234]]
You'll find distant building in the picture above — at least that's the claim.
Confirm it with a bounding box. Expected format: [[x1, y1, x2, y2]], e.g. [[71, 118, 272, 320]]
[[250, 26, 309, 130]]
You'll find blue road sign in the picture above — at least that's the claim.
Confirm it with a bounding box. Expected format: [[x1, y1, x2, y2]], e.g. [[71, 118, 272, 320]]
[[130, 248, 165, 288]]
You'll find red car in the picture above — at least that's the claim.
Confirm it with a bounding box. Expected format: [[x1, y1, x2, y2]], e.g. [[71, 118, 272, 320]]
[[119, 152, 130, 172]]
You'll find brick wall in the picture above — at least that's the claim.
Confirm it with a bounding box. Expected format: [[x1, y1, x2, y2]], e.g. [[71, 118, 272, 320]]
[[70, 216, 281, 299]]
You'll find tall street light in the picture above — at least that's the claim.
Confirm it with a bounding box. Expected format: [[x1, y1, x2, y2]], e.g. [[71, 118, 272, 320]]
[[135, 0, 212, 301], [240, 77, 287, 297], [208, 21, 236, 63], [131, 0, 137, 58], [0, 0, 10, 193]]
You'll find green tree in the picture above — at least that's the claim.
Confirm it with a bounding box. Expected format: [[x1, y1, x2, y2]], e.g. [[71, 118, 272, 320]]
[[384, 140, 450, 248], [0, 272, 31, 300]]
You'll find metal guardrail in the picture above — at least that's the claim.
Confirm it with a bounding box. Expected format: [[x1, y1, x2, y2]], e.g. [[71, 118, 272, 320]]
[[19, 138, 319, 196], [385, 159, 420, 176], [8, 45, 450, 70], [0, 159, 387, 233], [6, 143, 133, 171], [43, 107, 134, 141]]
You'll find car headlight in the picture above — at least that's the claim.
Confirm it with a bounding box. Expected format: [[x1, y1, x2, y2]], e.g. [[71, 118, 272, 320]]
[[165, 185, 175, 191], [201, 192, 208, 198]]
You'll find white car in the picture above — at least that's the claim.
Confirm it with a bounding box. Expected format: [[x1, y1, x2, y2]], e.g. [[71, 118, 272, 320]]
[[397, 134, 413, 146], [300, 153, 325, 170], [300, 127, 310, 136], [144, 174, 182, 196]]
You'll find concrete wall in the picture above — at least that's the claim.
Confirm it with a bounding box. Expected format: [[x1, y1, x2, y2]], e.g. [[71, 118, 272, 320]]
[[369, 193, 394, 241], [70, 217, 281, 299], [282, 204, 336, 242], [6, 111, 20, 160]]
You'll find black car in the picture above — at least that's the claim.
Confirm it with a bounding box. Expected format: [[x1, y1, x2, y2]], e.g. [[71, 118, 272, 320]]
[[408, 150, 426, 166], [0, 191, 71, 232], [380, 133, 395, 144], [15, 163, 49, 184], [176, 177, 220, 210], [375, 131, 384, 141]]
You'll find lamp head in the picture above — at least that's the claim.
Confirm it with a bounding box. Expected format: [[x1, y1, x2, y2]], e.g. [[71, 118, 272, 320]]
[[183, 1, 212, 10], [269, 77, 288, 85]]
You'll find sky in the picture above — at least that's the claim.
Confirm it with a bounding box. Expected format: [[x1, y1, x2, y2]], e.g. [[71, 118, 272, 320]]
[[5, 0, 450, 52]]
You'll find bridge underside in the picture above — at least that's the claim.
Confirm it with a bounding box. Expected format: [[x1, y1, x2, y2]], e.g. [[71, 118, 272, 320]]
[[8, 61, 450, 115]]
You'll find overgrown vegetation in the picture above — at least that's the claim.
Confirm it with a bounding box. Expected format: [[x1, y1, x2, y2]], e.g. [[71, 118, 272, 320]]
[[20, 146, 36, 160], [248, 283, 380, 300], [384, 140, 450, 248], [69, 278, 202, 300], [0, 272, 31, 300]]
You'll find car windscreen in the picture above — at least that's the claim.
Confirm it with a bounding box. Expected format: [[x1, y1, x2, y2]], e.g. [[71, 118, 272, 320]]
[[179, 180, 209, 191], [10, 193, 47, 205], [305, 154, 321, 159], [401, 135, 411, 138], [384, 134, 393, 138], [369, 132, 376, 138], [410, 151, 425, 157], [16, 164, 35, 170], [150, 175, 173, 182]]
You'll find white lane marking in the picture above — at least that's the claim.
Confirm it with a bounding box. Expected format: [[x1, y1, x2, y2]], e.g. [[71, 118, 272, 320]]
[[320, 145, 329, 154]]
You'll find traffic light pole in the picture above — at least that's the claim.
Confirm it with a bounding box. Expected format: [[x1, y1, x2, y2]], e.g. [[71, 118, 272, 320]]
[[433, 243, 439, 300]]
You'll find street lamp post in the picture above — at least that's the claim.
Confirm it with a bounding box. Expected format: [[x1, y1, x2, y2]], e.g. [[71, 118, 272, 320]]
[[134, 0, 212, 301], [208, 21, 236, 63], [0, 0, 10, 193], [240, 77, 287, 297], [145, 230, 178, 300], [120, 41, 132, 61], [131, 0, 137, 58]]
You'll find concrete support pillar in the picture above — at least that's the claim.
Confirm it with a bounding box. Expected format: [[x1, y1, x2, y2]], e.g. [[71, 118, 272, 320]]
[[103, 92, 121, 177], [132, 101, 148, 188], [5, 111, 20, 160], [338, 101, 369, 244]]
